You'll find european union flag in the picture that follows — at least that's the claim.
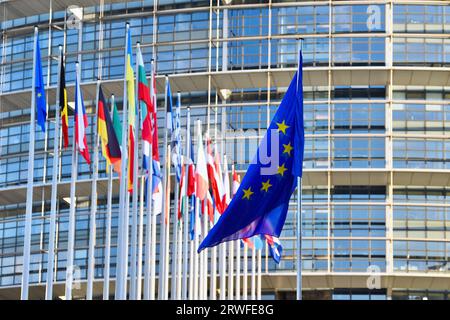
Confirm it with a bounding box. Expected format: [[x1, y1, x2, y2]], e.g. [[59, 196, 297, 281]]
[[198, 51, 304, 252], [35, 35, 47, 132]]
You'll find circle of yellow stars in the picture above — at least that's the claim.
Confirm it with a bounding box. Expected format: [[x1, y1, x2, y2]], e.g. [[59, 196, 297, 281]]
[[241, 118, 294, 201]]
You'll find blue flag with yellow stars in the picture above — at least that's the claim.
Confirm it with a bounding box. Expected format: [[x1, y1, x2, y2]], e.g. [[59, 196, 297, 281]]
[[198, 51, 304, 252], [35, 34, 47, 132]]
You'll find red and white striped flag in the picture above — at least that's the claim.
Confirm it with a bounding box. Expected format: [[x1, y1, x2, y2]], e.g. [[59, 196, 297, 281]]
[[206, 137, 226, 214], [195, 121, 208, 201]]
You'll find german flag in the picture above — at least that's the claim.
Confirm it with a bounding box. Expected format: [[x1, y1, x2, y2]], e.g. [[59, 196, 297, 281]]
[[59, 51, 69, 148], [98, 85, 121, 174]]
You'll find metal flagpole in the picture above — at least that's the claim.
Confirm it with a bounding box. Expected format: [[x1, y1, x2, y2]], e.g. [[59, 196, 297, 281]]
[[115, 22, 130, 300], [147, 59, 156, 300], [257, 248, 262, 300], [235, 239, 241, 300], [182, 107, 191, 300], [45, 44, 63, 300], [86, 79, 101, 300], [103, 90, 115, 299], [103, 163, 113, 300], [171, 163, 180, 299], [296, 177, 302, 300], [21, 26, 39, 300], [103, 95, 115, 300], [143, 119, 153, 300], [296, 39, 304, 301], [158, 75, 170, 300], [129, 42, 141, 300], [164, 146, 172, 299], [193, 196, 200, 300], [137, 175, 145, 299], [176, 203, 183, 299], [243, 243, 248, 300], [65, 62, 81, 300], [201, 200, 208, 299], [251, 245, 256, 300]]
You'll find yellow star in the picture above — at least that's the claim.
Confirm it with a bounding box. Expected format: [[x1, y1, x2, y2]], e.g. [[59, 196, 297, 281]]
[[283, 142, 293, 156], [277, 163, 287, 176], [261, 179, 272, 192], [276, 120, 289, 135], [242, 187, 254, 200], [37, 93, 41, 98]]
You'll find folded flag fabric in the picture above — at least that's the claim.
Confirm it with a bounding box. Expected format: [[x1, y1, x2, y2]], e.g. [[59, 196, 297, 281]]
[[198, 51, 304, 252]]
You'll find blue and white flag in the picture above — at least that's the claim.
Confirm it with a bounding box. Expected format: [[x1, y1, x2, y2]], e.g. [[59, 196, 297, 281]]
[[34, 33, 47, 133], [171, 92, 182, 182]]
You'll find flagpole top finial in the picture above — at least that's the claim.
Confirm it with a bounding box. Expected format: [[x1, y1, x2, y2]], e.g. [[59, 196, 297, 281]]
[[136, 41, 140, 45], [151, 58, 154, 62]]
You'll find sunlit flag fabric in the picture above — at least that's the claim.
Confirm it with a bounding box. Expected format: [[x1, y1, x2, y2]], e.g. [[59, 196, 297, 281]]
[[98, 86, 121, 173], [171, 93, 182, 182], [35, 34, 47, 133], [137, 46, 152, 172], [150, 64, 162, 215], [59, 51, 69, 148], [198, 51, 304, 252], [126, 28, 136, 193], [265, 235, 283, 264], [74, 65, 91, 164]]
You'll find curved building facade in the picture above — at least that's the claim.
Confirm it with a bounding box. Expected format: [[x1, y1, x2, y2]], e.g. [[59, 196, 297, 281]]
[[0, 0, 450, 300]]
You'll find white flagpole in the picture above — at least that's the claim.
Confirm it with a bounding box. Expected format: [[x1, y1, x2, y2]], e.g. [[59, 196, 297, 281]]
[[103, 96, 115, 301], [210, 221, 217, 300], [129, 42, 141, 300], [228, 241, 234, 300], [171, 163, 180, 300], [65, 62, 81, 300], [143, 125, 153, 300], [45, 44, 63, 300], [176, 208, 183, 299], [158, 75, 170, 299], [235, 239, 241, 300], [164, 146, 171, 299], [115, 22, 130, 300], [137, 175, 145, 299], [86, 79, 101, 300], [296, 41, 303, 301], [103, 165, 113, 299], [243, 243, 248, 300], [193, 196, 200, 300], [145, 58, 155, 300], [21, 26, 39, 300], [251, 245, 256, 300], [182, 107, 191, 300], [257, 249, 262, 300], [202, 200, 208, 299]]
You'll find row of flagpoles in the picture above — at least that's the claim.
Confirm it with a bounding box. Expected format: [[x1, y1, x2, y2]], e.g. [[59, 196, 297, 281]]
[[21, 23, 284, 300]]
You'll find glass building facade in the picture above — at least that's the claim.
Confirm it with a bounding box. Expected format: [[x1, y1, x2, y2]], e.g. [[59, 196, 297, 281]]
[[0, 0, 450, 300]]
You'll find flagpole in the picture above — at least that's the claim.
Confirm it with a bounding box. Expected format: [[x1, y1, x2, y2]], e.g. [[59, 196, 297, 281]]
[[158, 75, 170, 300], [296, 39, 304, 301], [65, 62, 81, 300], [147, 59, 157, 300], [193, 196, 200, 300], [129, 41, 141, 301], [182, 106, 191, 300], [86, 79, 101, 300], [137, 174, 145, 299], [296, 177, 302, 300], [165, 145, 171, 299], [143, 118, 153, 300], [235, 239, 241, 300], [202, 199, 208, 299], [45, 44, 63, 300], [251, 246, 256, 300], [115, 22, 130, 300], [243, 243, 248, 300], [103, 97, 115, 300], [21, 26, 39, 300], [103, 163, 113, 300], [257, 248, 262, 300]]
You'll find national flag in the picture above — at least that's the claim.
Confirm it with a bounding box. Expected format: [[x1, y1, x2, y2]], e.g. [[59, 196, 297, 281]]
[[112, 99, 122, 145], [150, 62, 162, 215], [223, 155, 231, 208], [206, 138, 226, 214], [171, 93, 182, 182], [195, 123, 208, 201], [59, 51, 69, 148], [74, 64, 90, 164], [198, 51, 304, 252], [265, 235, 283, 264], [232, 165, 240, 197], [125, 28, 136, 193], [137, 46, 153, 173], [98, 86, 121, 174], [34, 32, 47, 133]]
